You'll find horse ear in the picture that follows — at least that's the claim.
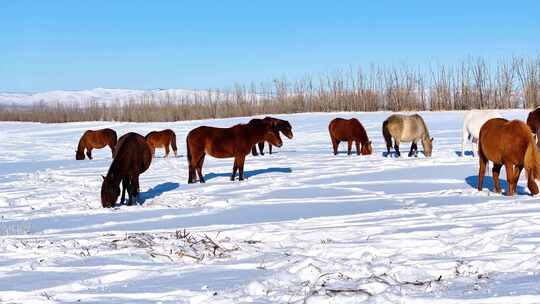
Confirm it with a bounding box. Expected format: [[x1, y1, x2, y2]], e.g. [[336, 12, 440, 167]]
[[101, 175, 106, 180]]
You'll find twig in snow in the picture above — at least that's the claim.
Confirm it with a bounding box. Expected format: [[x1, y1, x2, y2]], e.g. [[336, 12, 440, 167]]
[[149, 251, 174, 262]]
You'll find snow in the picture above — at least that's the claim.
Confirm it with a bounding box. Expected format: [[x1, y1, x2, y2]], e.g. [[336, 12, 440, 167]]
[[0, 88, 228, 107], [1, 110, 540, 303]]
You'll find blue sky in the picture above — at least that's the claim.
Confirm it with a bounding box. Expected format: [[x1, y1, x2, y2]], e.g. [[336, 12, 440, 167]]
[[1, 1, 539, 92]]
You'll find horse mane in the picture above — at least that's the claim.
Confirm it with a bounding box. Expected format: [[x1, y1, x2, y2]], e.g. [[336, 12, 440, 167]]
[[144, 132, 154, 140]]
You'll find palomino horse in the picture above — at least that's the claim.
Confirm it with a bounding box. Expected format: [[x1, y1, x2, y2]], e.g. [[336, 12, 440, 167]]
[[478, 118, 540, 196], [328, 118, 372, 155], [382, 114, 433, 157], [145, 129, 178, 158], [101, 133, 152, 207], [526, 107, 540, 147], [76, 128, 117, 160], [186, 119, 283, 183], [251, 117, 293, 156], [462, 110, 502, 157]]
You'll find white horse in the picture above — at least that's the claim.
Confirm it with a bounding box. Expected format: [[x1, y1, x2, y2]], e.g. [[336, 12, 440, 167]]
[[462, 110, 502, 157]]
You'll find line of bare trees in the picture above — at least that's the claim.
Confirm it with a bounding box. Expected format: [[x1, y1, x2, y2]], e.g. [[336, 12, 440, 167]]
[[1, 56, 539, 123]]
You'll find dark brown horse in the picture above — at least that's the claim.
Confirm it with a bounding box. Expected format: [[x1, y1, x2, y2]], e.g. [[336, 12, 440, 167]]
[[145, 129, 178, 158], [76, 128, 117, 160], [101, 132, 152, 207], [478, 118, 540, 196], [329, 118, 372, 155], [526, 107, 540, 147], [186, 119, 283, 183], [251, 117, 294, 156]]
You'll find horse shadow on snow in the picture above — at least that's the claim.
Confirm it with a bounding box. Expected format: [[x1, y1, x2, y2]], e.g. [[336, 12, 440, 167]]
[[204, 167, 292, 181], [465, 175, 528, 195], [138, 182, 180, 204]]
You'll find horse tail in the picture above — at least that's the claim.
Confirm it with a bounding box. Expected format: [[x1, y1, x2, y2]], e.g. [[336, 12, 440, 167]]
[[186, 135, 192, 166], [382, 119, 392, 147], [170, 131, 178, 152], [111, 130, 118, 147], [524, 135, 540, 180]]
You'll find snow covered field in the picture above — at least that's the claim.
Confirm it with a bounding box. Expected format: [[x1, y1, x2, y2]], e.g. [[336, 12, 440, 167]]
[[1, 110, 540, 303]]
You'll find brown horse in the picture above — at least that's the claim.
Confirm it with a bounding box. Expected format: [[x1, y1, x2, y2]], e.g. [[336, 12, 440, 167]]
[[101, 132, 152, 208], [478, 118, 540, 196], [76, 128, 117, 160], [145, 129, 178, 158], [526, 107, 540, 147], [328, 118, 372, 155], [186, 119, 283, 183], [251, 117, 294, 156]]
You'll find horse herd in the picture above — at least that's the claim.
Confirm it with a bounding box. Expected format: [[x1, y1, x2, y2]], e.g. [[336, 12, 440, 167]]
[[75, 109, 540, 208]]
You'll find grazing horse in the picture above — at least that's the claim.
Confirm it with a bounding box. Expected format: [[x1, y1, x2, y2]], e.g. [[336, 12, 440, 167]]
[[186, 119, 283, 183], [101, 133, 152, 208], [478, 118, 540, 196], [251, 117, 294, 156], [526, 107, 540, 147], [462, 110, 502, 157], [76, 128, 117, 160], [328, 118, 372, 155], [382, 114, 433, 157], [145, 129, 178, 158]]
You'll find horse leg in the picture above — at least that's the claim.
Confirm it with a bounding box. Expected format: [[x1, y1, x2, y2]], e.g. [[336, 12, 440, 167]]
[[231, 160, 238, 181], [268, 142, 272, 154], [514, 165, 524, 195], [355, 141, 360, 156], [188, 164, 196, 184], [164, 145, 170, 158], [130, 175, 140, 205], [126, 181, 134, 206], [492, 163, 503, 193], [196, 154, 206, 183], [394, 139, 401, 157], [408, 142, 417, 157], [86, 148, 93, 160], [238, 154, 247, 181], [527, 167, 539, 195], [120, 177, 128, 205], [477, 151, 487, 192], [251, 145, 259, 156], [109, 144, 115, 158], [347, 140, 352, 155], [332, 138, 339, 155], [258, 142, 265, 155], [385, 138, 392, 157], [462, 128, 468, 157], [504, 162, 515, 196]]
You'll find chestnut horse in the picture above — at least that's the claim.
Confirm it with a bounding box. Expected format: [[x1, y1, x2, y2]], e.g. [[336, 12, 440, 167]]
[[478, 118, 540, 196], [328, 118, 372, 155], [526, 107, 540, 147], [251, 117, 294, 156], [186, 119, 283, 183], [145, 129, 178, 158], [76, 128, 117, 160], [382, 114, 433, 157], [101, 132, 152, 207]]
